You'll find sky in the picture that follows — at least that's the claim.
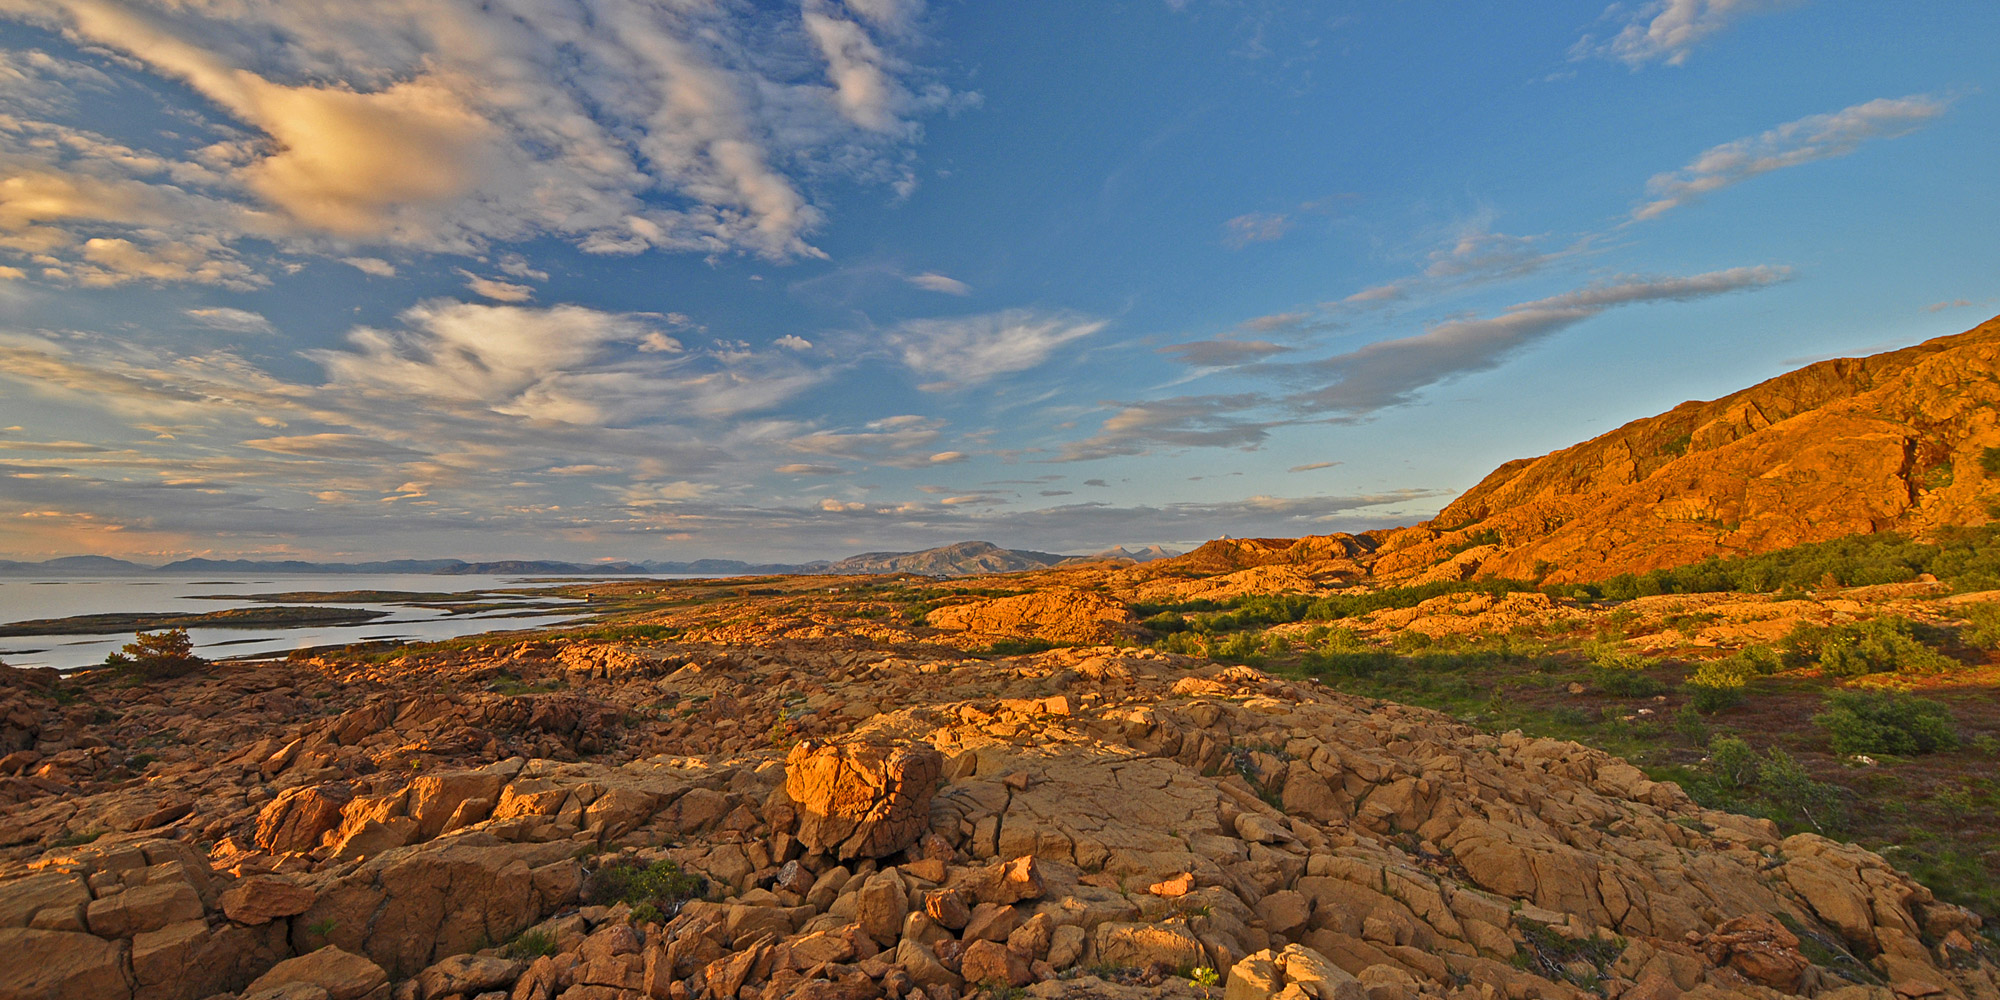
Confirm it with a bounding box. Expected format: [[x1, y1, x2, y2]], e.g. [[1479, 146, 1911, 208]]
[[0, 1, 1995, 564]]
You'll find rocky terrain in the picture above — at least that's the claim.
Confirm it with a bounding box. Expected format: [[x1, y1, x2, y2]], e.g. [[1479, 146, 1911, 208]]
[[2, 565, 1997, 1000]]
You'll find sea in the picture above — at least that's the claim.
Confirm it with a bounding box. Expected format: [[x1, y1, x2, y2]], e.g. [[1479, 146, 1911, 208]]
[[0, 573, 672, 671]]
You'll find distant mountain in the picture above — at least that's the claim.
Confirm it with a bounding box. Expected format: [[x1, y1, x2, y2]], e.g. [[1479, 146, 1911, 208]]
[[433, 560, 648, 576], [157, 557, 469, 574], [0, 541, 1184, 579], [1069, 545, 1182, 565], [642, 558, 830, 575], [822, 541, 1070, 577], [0, 555, 151, 575], [1372, 314, 2000, 583]]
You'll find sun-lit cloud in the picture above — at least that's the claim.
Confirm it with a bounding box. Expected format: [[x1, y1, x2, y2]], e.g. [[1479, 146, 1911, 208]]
[[1925, 299, 1973, 313], [886, 309, 1105, 385], [0, 0, 968, 279], [461, 272, 535, 303], [185, 307, 274, 335], [1573, 0, 1794, 67], [906, 272, 971, 295], [1635, 95, 1947, 220], [341, 257, 396, 277], [1289, 461, 1338, 472]]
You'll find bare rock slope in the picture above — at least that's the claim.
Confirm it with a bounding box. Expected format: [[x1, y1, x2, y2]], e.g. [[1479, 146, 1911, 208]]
[[1372, 315, 2000, 583]]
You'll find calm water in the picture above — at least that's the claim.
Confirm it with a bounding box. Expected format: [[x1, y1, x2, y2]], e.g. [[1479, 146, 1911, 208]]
[[0, 574, 665, 670]]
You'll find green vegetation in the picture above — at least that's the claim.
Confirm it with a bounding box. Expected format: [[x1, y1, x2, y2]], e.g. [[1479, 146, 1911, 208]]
[[975, 637, 1066, 656], [50, 830, 104, 848], [559, 623, 680, 642], [103, 628, 207, 680], [1778, 617, 1958, 676], [503, 928, 559, 959], [1133, 578, 1539, 639], [582, 857, 705, 914], [1814, 690, 1960, 755], [1580, 525, 2000, 598]]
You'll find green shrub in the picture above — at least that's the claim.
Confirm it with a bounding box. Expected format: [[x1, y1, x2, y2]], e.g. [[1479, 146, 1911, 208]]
[[1707, 736, 1759, 788], [1594, 667, 1666, 698], [1953, 601, 2000, 649], [1813, 690, 1959, 755], [1585, 525, 2000, 598], [1780, 618, 1956, 676], [1684, 656, 1752, 713], [1757, 749, 1843, 831], [583, 858, 705, 915], [104, 628, 206, 680]]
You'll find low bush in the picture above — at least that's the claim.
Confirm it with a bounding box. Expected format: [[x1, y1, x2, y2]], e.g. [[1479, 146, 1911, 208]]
[[1813, 690, 1960, 755], [1780, 618, 1957, 676], [582, 858, 705, 915], [103, 628, 207, 680]]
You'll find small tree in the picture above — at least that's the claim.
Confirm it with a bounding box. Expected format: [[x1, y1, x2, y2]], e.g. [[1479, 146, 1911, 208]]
[[104, 628, 206, 679]]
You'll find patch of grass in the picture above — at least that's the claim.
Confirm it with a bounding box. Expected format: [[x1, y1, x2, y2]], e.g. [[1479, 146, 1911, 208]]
[[583, 858, 706, 915], [50, 830, 103, 848], [503, 928, 559, 959], [561, 623, 680, 642], [1513, 919, 1624, 983], [975, 637, 1065, 657]]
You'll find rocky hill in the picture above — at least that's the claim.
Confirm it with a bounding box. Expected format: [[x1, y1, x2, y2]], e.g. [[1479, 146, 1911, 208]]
[[1374, 315, 2000, 584]]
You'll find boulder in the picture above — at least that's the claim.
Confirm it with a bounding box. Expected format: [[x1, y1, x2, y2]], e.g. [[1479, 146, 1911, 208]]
[[221, 878, 317, 925], [0, 927, 131, 1000], [785, 739, 943, 860], [85, 879, 204, 938], [255, 784, 354, 854], [414, 953, 525, 999], [245, 947, 389, 1000], [961, 938, 1032, 987], [1227, 946, 1363, 1000]]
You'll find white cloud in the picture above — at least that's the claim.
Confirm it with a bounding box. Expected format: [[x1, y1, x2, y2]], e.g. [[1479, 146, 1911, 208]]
[[1635, 95, 1947, 220], [1222, 211, 1290, 249], [774, 334, 813, 351], [1573, 0, 1792, 67], [906, 272, 971, 295], [928, 451, 966, 464], [461, 271, 535, 302], [341, 257, 396, 277], [886, 309, 1105, 384], [185, 307, 274, 335], [1057, 393, 1272, 462]]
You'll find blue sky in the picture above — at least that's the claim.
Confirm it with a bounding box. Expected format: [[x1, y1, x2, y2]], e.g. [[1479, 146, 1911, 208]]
[[0, 0, 1994, 563]]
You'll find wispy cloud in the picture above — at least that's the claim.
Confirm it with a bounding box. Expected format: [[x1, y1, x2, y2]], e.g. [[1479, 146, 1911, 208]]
[[1159, 339, 1292, 368], [906, 272, 972, 295], [886, 309, 1105, 386], [185, 307, 273, 335], [341, 257, 396, 278], [1290, 266, 1791, 415], [1222, 211, 1290, 249], [1635, 95, 1947, 220], [1057, 393, 1271, 461], [1925, 299, 1974, 313], [1573, 0, 1793, 67]]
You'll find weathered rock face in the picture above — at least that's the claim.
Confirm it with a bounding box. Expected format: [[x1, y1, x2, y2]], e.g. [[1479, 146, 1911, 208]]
[[785, 738, 943, 860], [1373, 315, 2000, 582], [924, 587, 1141, 644]]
